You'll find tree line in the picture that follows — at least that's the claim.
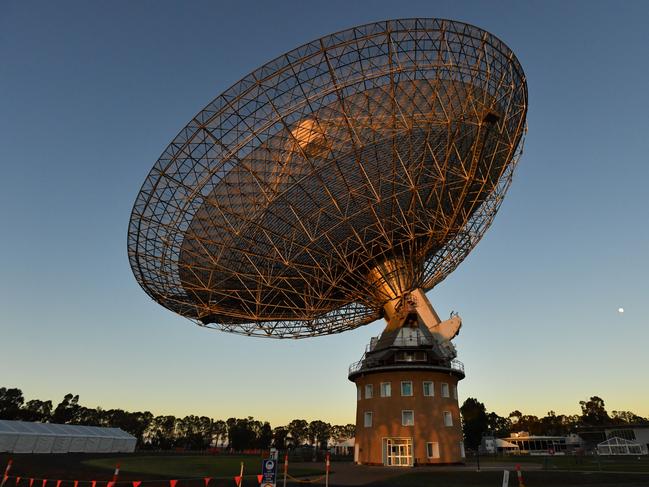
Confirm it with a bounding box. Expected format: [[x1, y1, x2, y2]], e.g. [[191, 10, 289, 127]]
[[0, 387, 354, 451], [460, 395, 649, 450]]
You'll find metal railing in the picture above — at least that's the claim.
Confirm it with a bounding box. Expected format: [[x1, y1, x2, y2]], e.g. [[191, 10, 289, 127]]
[[348, 357, 465, 376]]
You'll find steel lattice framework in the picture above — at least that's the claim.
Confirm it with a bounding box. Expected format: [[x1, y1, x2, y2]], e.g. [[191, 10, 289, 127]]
[[128, 18, 528, 338]]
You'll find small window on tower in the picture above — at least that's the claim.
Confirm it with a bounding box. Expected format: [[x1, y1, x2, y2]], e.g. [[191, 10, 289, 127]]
[[441, 383, 450, 398], [402, 410, 414, 426], [364, 411, 372, 427], [444, 411, 453, 427], [380, 382, 391, 397], [423, 381, 434, 397], [357, 386, 361, 401], [365, 384, 373, 399], [426, 442, 440, 458], [401, 381, 413, 396]]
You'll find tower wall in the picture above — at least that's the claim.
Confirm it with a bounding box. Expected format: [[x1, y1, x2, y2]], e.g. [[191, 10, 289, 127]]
[[352, 369, 464, 465]]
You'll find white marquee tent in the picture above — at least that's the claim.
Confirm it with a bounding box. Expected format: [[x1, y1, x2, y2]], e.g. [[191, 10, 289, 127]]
[[597, 436, 647, 456], [0, 420, 136, 453]]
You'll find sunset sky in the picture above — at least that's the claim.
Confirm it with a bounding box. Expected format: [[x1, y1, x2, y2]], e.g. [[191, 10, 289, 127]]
[[1, 0, 648, 426]]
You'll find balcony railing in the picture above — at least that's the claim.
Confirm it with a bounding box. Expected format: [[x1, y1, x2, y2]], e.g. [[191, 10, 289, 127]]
[[348, 357, 465, 376]]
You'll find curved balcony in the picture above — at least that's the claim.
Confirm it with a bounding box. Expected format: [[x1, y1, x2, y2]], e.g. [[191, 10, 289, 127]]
[[348, 357, 465, 380]]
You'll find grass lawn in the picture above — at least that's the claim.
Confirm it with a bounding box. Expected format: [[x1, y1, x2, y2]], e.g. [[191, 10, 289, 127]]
[[3, 453, 649, 487], [0, 453, 321, 484], [83, 455, 322, 478]]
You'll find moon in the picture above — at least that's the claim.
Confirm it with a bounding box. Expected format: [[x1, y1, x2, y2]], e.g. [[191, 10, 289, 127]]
[[618, 307, 624, 314]]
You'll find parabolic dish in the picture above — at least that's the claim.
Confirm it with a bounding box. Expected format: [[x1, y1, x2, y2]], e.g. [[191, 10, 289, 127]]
[[128, 18, 528, 337]]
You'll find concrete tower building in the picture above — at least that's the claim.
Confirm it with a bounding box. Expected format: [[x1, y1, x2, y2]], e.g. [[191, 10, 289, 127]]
[[348, 290, 465, 466]]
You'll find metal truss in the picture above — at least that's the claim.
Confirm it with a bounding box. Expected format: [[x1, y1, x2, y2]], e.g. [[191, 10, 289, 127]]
[[128, 18, 528, 338]]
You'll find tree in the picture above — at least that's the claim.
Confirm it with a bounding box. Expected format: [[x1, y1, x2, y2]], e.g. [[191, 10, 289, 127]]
[[579, 396, 609, 426], [307, 420, 331, 450], [460, 398, 488, 450], [0, 388, 25, 420], [105, 410, 153, 447], [508, 410, 522, 426], [518, 415, 542, 435], [272, 426, 289, 449], [258, 422, 273, 449], [486, 412, 510, 437], [229, 417, 257, 451], [75, 406, 104, 426], [611, 410, 648, 425], [330, 424, 356, 443], [226, 417, 238, 447], [147, 415, 177, 449], [175, 415, 213, 449], [287, 419, 309, 446], [19, 399, 52, 422], [212, 419, 227, 447], [51, 394, 80, 424]]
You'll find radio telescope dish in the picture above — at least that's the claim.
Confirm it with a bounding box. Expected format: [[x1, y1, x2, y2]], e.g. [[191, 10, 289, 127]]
[[128, 18, 528, 338]]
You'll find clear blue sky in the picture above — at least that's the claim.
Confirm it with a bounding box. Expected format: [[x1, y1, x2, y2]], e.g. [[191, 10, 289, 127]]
[[1, 0, 648, 425]]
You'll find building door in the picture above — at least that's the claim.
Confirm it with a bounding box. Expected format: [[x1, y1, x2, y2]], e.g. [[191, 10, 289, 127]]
[[385, 438, 412, 466]]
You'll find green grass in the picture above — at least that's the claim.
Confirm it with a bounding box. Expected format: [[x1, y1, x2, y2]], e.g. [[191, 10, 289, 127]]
[[83, 455, 322, 478]]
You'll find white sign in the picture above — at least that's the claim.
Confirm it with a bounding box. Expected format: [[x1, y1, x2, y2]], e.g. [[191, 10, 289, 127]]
[[502, 470, 509, 487]]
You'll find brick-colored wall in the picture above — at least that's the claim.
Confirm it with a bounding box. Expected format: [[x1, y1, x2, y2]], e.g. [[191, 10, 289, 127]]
[[353, 369, 464, 465]]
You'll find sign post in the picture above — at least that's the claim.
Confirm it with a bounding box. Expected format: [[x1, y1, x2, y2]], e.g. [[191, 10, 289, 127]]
[[260, 457, 277, 487]]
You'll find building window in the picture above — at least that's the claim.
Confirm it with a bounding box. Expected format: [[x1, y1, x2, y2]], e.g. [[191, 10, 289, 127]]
[[423, 381, 434, 397], [365, 384, 373, 399], [441, 383, 450, 398], [357, 386, 361, 401], [443, 411, 453, 427], [452, 385, 457, 400], [402, 410, 414, 426], [364, 411, 372, 427], [460, 442, 466, 458], [380, 382, 391, 397], [401, 381, 413, 396], [426, 442, 440, 459]]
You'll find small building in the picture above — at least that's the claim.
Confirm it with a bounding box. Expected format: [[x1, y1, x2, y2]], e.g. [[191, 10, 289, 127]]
[[328, 437, 354, 456], [503, 432, 582, 455], [482, 436, 520, 454], [0, 419, 136, 454]]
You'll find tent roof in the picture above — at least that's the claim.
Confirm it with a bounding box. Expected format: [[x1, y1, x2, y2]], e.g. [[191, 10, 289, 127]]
[[0, 420, 135, 439], [598, 436, 642, 447], [496, 439, 520, 449]]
